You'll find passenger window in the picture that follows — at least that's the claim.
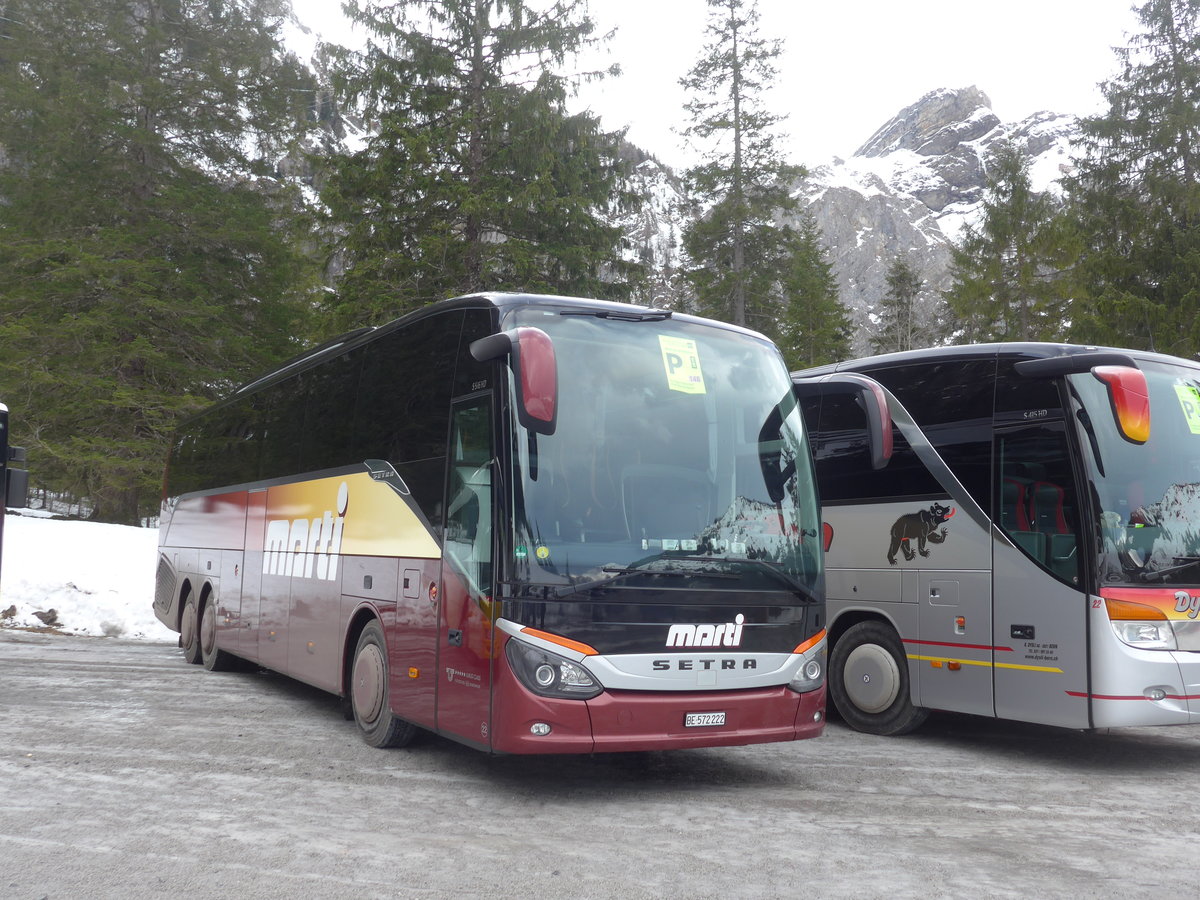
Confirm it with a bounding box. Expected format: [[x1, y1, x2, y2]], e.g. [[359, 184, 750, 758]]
[[996, 423, 1080, 585]]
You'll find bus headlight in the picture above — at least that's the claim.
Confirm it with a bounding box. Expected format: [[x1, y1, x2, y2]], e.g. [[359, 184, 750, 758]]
[[506, 640, 603, 700], [788, 645, 826, 694], [1106, 597, 1178, 650]]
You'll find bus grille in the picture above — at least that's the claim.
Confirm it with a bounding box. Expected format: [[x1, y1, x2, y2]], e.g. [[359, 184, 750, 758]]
[[154, 554, 176, 612]]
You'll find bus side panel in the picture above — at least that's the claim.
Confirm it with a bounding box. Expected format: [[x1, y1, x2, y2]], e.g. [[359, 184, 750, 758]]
[[992, 538, 1090, 727], [239, 490, 268, 661], [288, 558, 356, 693], [163, 491, 249, 551], [386, 558, 440, 730]]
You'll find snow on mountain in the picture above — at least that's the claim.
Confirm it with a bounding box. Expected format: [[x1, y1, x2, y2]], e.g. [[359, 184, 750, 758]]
[[787, 86, 1079, 354]]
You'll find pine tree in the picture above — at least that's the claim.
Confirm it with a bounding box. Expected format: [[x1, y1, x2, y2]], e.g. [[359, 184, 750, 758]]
[[871, 256, 949, 353], [0, 0, 320, 523], [944, 142, 1071, 342], [1064, 0, 1200, 352], [679, 0, 803, 334], [321, 0, 640, 328], [776, 217, 851, 370]]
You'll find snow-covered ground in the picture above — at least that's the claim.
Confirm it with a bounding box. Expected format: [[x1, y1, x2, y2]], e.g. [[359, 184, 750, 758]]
[[0, 512, 174, 642]]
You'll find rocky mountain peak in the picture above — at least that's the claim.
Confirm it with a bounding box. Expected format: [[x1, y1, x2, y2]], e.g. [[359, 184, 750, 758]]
[[854, 86, 998, 158]]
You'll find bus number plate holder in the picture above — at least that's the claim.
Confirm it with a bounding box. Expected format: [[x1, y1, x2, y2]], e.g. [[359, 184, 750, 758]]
[[684, 712, 726, 727]]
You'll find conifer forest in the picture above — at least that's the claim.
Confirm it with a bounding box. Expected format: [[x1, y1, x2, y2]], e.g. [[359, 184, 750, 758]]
[[1, 0, 1198, 523]]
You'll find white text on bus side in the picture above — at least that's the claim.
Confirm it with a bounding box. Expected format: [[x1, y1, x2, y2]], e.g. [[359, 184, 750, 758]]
[[263, 482, 349, 581], [1175, 591, 1200, 619]]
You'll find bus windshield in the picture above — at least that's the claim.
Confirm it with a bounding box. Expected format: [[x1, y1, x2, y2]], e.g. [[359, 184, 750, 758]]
[[1070, 360, 1200, 586], [506, 309, 820, 599]]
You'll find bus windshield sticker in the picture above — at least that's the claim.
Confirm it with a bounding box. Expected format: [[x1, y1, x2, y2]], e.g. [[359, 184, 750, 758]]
[[1173, 384, 1200, 434], [658, 335, 707, 395]]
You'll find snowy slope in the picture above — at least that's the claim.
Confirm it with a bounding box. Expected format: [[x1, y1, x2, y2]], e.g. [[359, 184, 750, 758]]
[[0, 513, 173, 642]]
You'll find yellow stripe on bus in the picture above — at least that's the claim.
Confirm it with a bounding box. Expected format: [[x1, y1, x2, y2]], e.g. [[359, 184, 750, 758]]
[[907, 654, 1064, 674]]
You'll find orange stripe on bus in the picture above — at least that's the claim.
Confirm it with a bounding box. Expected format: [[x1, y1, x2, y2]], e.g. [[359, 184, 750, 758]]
[[792, 628, 827, 655], [520, 626, 598, 657]]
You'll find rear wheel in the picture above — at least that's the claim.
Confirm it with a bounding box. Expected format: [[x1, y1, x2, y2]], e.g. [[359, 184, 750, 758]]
[[829, 620, 928, 735], [180, 593, 201, 665], [199, 598, 237, 672], [351, 621, 417, 748]]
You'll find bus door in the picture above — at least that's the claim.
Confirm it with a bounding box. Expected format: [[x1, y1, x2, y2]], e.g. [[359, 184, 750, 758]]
[[436, 393, 497, 747], [991, 423, 1090, 727]]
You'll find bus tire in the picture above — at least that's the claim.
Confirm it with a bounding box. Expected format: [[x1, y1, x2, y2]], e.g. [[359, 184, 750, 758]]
[[829, 620, 928, 736], [351, 621, 417, 749], [180, 592, 202, 665], [199, 597, 237, 672]]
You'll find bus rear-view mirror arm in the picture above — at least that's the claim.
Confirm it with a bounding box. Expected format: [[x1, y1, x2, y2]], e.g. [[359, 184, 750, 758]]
[[470, 327, 558, 436], [792, 373, 893, 470], [1015, 352, 1149, 444]]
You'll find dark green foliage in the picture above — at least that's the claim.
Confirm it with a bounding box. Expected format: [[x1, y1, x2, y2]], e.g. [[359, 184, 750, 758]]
[[944, 143, 1073, 342], [1064, 0, 1200, 352], [871, 256, 949, 354], [775, 216, 851, 369], [320, 0, 641, 329], [679, 0, 804, 332], [0, 0, 320, 523]]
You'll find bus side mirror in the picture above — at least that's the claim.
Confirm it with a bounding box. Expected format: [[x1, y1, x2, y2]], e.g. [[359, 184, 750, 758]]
[[1092, 365, 1150, 444], [470, 327, 558, 436], [792, 373, 893, 470]]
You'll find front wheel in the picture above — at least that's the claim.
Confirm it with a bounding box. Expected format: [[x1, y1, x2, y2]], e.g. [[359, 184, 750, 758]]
[[829, 620, 928, 736], [351, 621, 417, 749]]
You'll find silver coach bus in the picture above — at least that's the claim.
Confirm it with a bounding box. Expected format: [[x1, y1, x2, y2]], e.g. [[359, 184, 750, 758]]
[[794, 343, 1200, 735]]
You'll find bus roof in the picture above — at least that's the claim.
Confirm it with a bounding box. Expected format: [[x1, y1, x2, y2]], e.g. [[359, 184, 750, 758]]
[[792, 341, 1200, 379], [233, 292, 771, 397]]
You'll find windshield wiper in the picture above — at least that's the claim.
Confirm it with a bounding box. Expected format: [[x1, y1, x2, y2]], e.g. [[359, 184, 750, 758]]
[[1127, 554, 1200, 583], [552, 556, 737, 598], [558, 308, 672, 322], [643, 554, 820, 602]]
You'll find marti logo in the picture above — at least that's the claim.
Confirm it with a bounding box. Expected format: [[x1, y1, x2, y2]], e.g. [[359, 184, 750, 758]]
[[665, 614, 746, 648], [263, 482, 348, 581]]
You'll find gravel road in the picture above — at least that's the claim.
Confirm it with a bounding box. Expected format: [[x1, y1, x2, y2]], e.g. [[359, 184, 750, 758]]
[[2, 629, 1198, 899]]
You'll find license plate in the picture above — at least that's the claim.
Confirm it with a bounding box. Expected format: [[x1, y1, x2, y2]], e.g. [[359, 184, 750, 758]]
[[684, 712, 726, 727]]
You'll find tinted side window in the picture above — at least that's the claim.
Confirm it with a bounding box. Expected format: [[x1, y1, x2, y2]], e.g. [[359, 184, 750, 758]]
[[355, 312, 463, 464], [809, 393, 942, 503], [869, 360, 995, 516], [356, 311, 464, 535], [259, 374, 305, 481], [300, 347, 363, 473], [993, 358, 1066, 424]]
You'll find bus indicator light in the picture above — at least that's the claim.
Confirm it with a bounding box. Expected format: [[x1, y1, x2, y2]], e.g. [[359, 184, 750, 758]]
[[408, 667, 420, 679]]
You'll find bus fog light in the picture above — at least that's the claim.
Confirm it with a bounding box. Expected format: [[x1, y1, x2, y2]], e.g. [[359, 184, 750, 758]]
[[1147, 688, 1167, 701], [530, 722, 552, 736]]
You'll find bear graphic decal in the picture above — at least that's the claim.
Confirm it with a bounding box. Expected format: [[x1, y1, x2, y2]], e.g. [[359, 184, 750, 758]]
[[887, 502, 955, 564]]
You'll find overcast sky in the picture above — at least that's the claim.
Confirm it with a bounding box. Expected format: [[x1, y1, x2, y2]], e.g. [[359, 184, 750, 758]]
[[293, 0, 1145, 169]]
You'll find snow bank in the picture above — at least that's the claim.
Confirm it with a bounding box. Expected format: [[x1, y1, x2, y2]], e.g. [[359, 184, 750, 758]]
[[0, 513, 174, 642]]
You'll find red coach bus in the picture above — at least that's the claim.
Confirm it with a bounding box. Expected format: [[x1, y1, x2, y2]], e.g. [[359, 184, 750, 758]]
[[154, 293, 882, 754]]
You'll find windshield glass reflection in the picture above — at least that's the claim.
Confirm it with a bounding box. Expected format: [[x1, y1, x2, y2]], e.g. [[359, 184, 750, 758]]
[[1071, 360, 1200, 586], [507, 309, 820, 599]]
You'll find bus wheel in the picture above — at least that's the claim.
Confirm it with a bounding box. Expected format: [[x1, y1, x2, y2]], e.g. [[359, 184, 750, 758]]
[[180, 593, 202, 665], [199, 598, 237, 672], [351, 621, 417, 749], [829, 621, 928, 736]]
